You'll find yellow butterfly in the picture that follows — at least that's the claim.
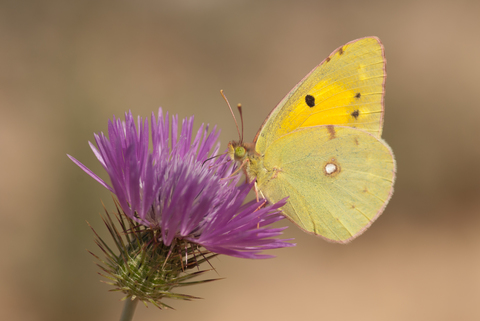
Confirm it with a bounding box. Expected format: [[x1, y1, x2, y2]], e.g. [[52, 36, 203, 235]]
[[228, 37, 396, 243]]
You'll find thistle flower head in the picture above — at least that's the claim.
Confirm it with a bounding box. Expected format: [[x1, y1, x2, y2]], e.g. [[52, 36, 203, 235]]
[[69, 108, 294, 307], [69, 109, 292, 258]]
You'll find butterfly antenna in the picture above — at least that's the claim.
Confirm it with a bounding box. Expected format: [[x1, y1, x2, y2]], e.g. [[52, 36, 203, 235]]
[[221, 90, 242, 142], [237, 103, 244, 143], [202, 152, 227, 166]]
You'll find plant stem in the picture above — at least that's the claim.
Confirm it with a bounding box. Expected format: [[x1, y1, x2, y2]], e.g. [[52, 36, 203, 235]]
[[119, 298, 139, 321]]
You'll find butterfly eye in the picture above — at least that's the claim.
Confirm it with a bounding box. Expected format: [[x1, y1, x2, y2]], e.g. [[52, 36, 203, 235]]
[[235, 146, 246, 159]]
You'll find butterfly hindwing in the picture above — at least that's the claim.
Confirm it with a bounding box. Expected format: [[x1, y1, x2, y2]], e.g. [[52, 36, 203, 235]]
[[256, 125, 395, 243]]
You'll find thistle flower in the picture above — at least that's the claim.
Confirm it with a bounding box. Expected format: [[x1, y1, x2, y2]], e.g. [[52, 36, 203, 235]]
[[68, 108, 294, 310]]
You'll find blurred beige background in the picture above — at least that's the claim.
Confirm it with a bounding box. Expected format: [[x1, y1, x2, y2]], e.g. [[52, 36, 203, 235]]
[[2, 0, 480, 320]]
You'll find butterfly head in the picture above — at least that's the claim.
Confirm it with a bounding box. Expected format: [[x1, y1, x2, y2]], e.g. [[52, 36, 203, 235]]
[[228, 141, 256, 163], [228, 141, 245, 162]]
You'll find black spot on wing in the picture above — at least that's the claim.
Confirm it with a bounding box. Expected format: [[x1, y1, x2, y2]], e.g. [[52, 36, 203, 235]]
[[305, 95, 315, 108], [355, 92, 361, 98], [351, 110, 360, 119]]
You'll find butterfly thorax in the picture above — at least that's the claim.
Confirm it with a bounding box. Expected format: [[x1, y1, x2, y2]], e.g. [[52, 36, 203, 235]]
[[227, 141, 265, 183]]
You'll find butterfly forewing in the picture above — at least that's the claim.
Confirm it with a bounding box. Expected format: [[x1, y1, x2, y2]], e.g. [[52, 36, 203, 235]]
[[255, 37, 386, 154]]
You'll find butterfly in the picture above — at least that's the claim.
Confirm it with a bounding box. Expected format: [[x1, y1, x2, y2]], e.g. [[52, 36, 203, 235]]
[[228, 37, 396, 243]]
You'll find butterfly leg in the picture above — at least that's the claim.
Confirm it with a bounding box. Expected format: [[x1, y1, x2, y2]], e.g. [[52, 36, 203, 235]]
[[221, 158, 249, 181], [253, 189, 268, 229], [254, 181, 266, 202]]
